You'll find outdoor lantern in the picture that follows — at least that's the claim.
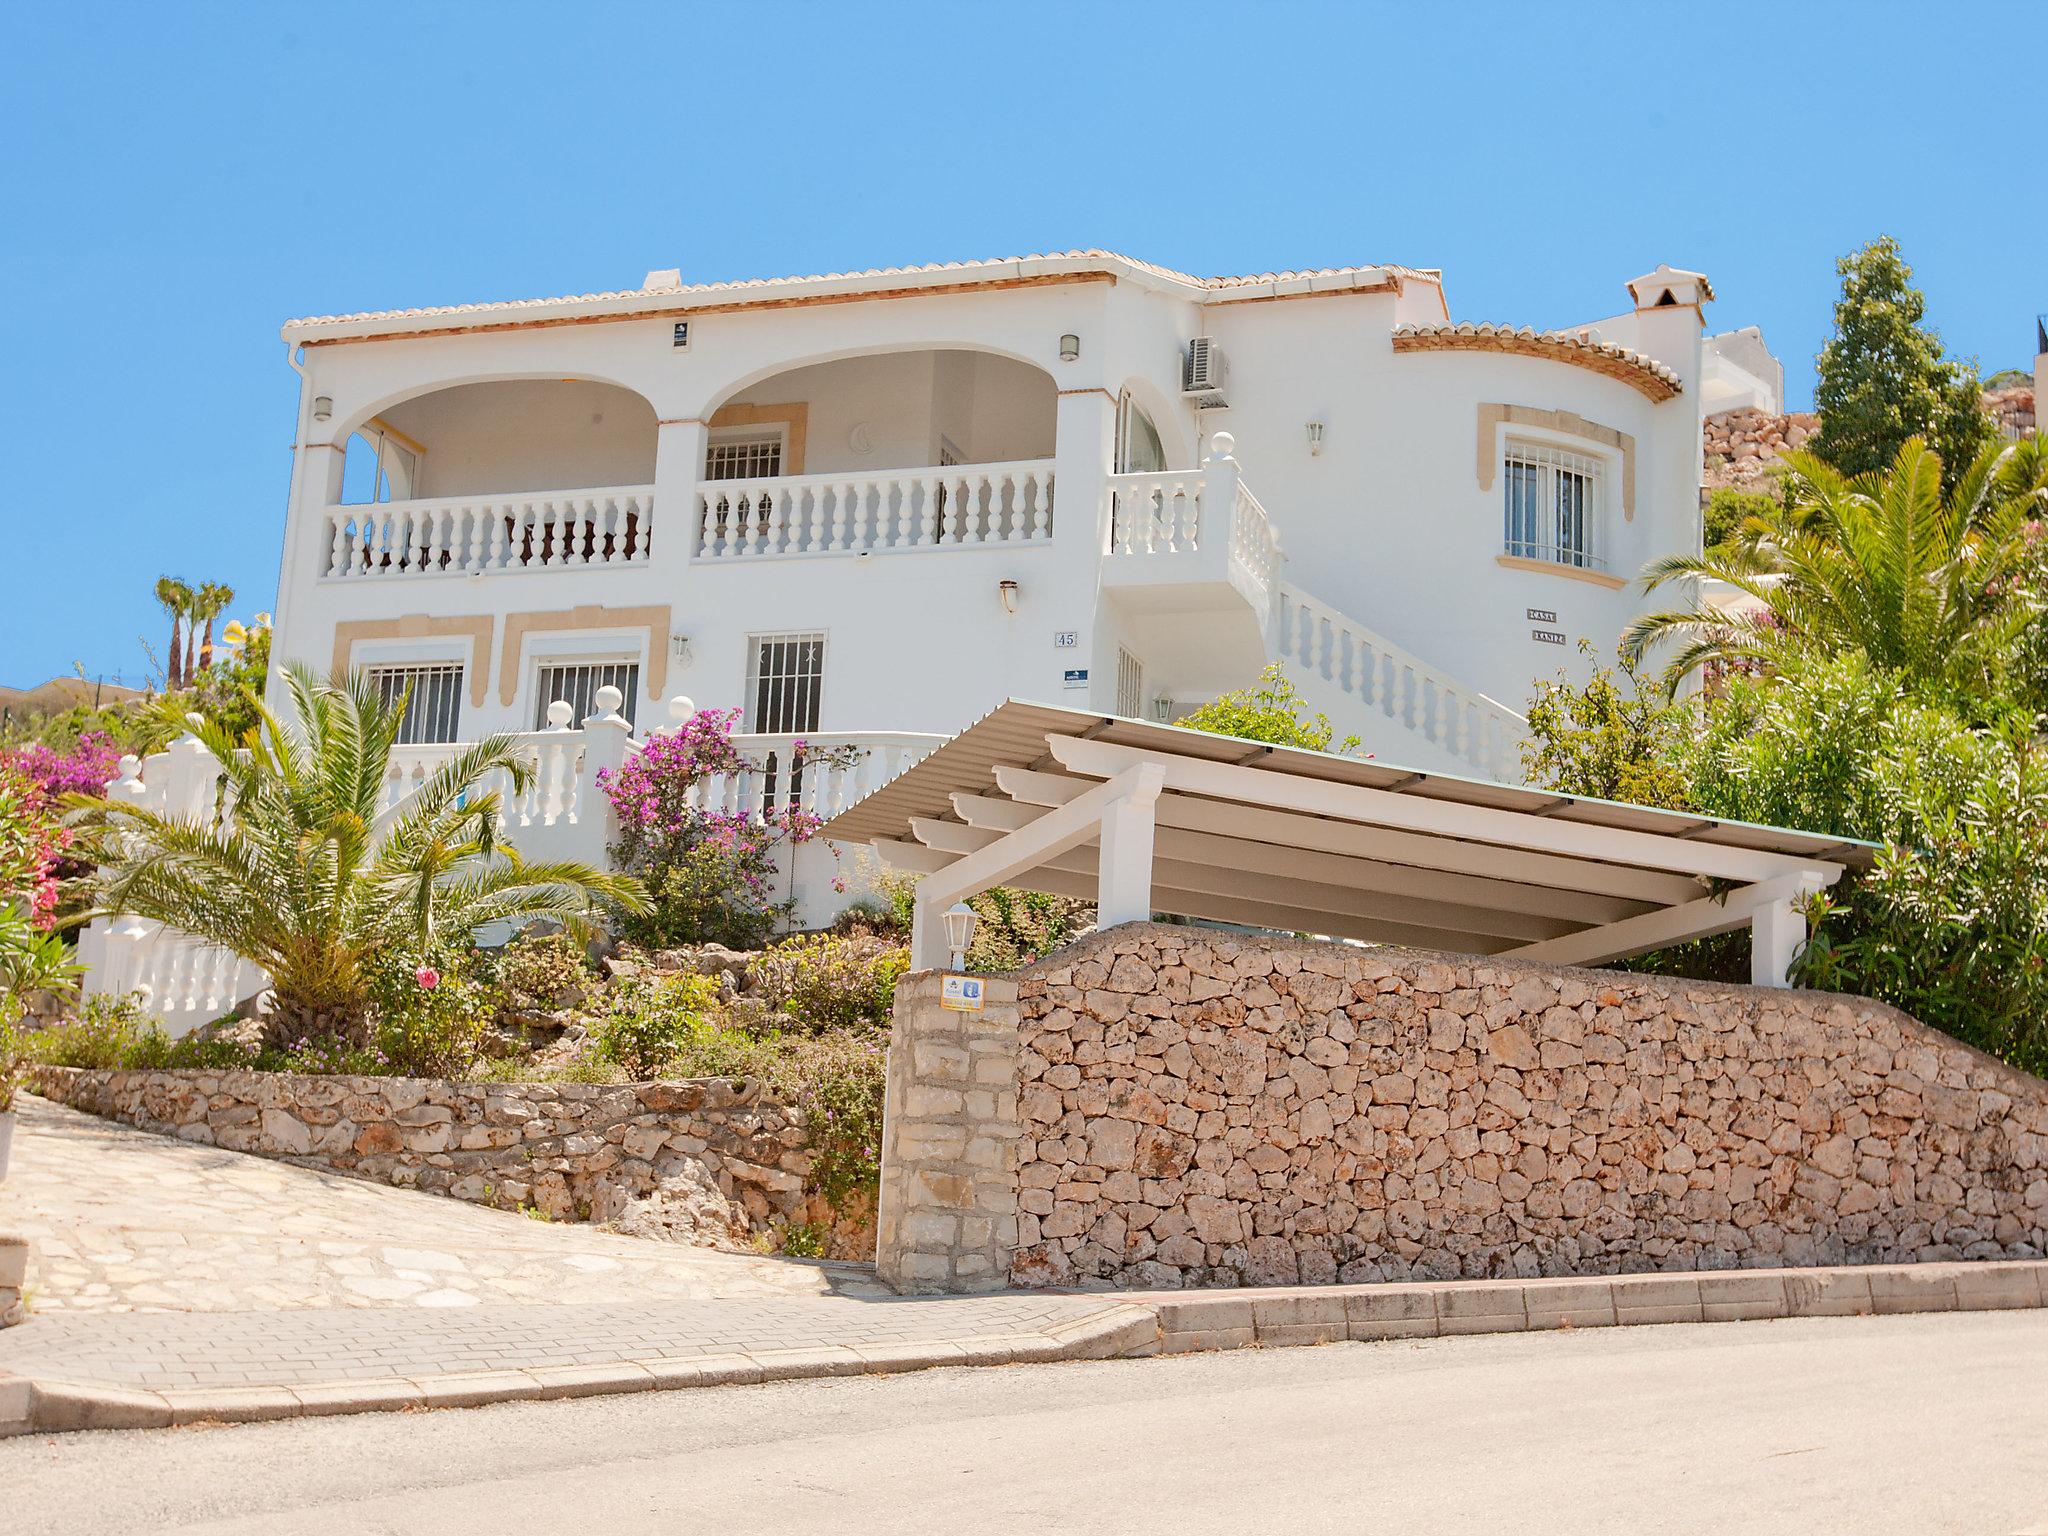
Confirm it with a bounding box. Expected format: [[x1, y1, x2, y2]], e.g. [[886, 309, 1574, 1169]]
[[1059, 333, 1080, 362], [312, 395, 333, 422], [943, 902, 978, 970], [997, 578, 1020, 615], [1306, 419, 1325, 455]]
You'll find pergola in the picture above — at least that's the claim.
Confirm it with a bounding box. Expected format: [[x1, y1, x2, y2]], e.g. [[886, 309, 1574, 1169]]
[[821, 701, 1876, 987]]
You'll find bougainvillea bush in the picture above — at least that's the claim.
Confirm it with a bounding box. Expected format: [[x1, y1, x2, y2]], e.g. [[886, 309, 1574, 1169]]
[[598, 708, 855, 949]]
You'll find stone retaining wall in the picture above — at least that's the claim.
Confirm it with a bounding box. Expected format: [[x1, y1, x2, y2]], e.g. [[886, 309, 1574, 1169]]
[[30, 1066, 830, 1249], [876, 924, 2048, 1293]]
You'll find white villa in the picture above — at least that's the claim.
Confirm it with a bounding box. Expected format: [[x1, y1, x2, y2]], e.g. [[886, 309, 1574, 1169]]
[[85, 247, 1792, 1021]]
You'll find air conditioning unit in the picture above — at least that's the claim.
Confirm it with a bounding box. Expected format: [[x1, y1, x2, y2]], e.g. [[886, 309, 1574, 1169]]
[[1181, 337, 1230, 407]]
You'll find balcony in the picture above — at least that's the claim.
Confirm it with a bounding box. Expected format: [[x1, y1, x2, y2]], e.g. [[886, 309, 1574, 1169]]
[[320, 486, 655, 579], [692, 462, 1055, 560], [1101, 437, 1284, 627]]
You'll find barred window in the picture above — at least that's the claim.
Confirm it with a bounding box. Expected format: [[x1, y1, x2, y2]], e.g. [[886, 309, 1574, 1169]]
[[1503, 441, 1602, 569], [746, 632, 824, 733], [705, 432, 784, 481], [1116, 647, 1145, 718], [367, 663, 464, 745], [533, 661, 640, 730]]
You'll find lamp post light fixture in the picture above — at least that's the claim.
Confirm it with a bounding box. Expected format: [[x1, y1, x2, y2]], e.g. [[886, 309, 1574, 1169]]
[[942, 902, 978, 970], [1058, 333, 1080, 362]]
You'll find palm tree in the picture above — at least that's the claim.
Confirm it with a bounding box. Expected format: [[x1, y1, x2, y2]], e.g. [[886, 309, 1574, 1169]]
[[73, 664, 648, 1045], [153, 576, 193, 690], [193, 582, 235, 672], [1623, 436, 2048, 702]]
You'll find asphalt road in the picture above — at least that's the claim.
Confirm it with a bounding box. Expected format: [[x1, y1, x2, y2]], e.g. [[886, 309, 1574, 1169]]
[[7, 1311, 2046, 1535]]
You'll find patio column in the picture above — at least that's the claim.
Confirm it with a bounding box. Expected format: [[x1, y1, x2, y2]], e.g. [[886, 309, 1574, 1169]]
[[652, 417, 707, 575], [1095, 772, 1162, 927], [1750, 897, 1807, 988]]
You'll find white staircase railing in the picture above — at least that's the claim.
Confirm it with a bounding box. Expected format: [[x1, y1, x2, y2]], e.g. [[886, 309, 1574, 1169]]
[[1275, 586, 1525, 782]]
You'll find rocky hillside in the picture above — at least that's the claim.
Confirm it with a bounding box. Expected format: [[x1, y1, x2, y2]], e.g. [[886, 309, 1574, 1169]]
[[1703, 385, 2036, 492]]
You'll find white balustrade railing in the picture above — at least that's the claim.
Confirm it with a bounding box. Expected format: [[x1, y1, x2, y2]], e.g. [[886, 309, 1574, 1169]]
[[1277, 588, 1526, 782], [1107, 470, 1209, 556], [685, 732, 945, 822], [321, 485, 655, 579], [693, 461, 1054, 560], [1227, 481, 1284, 618]]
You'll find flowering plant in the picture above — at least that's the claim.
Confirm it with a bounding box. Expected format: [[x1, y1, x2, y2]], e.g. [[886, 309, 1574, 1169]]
[[9, 730, 123, 802], [597, 710, 860, 949]]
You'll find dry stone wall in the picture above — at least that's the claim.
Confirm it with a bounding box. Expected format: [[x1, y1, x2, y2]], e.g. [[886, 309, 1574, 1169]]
[[876, 923, 2048, 1293], [30, 1066, 828, 1248]]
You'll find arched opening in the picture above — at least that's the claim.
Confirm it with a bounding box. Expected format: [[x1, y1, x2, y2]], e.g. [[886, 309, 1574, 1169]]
[[321, 380, 659, 578], [337, 380, 658, 505], [705, 348, 1056, 478], [694, 349, 1059, 558]]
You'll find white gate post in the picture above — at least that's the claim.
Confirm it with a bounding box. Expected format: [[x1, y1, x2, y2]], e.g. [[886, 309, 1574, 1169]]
[[578, 685, 634, 867]]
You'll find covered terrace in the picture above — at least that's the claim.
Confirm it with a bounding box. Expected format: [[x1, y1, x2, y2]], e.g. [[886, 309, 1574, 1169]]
[[820, 702, 1877, 986]]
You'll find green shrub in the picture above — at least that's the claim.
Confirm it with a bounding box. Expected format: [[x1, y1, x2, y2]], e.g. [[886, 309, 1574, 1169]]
[[769, 1029, 887, 1216], [1521, 641, 1693, 810], [754, 932, 908, 1032], [484, 931, 591, 1013], [364, 948, 499, 1078], [1174, 663, 1359, 752], [20, 994, 159, 1069], [623, 841, 788, 953], [593, 971, 728, 1078], [1701, 485, 1782, 550]]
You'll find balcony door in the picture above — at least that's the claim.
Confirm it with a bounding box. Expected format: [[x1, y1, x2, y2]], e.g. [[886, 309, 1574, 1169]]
[[1114, 392, 1167, 474]]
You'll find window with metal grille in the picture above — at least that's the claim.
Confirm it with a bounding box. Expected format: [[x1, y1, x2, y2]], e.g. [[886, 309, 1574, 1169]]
[[705, 432, 784, 481], [532, 661, 640, 730], [746, 633, 825, 733], [367, 663, 464, 745], [1503, 441, 1602, 569], [1116, 647, 1144, 717]]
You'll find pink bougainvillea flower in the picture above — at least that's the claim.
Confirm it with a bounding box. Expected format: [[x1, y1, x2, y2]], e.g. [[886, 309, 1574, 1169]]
[[415, 966, 440, 990]]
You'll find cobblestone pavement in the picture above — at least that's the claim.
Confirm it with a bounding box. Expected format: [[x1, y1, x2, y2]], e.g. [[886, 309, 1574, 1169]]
[[3, 1094, 883, 1312]]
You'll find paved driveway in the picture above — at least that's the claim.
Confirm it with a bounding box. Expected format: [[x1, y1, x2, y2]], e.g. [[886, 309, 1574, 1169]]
[[3, 1093, 882, 1312]]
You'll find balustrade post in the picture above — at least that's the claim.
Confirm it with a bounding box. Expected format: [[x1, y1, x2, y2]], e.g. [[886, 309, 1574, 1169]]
[[1201, 433, 1240, 558], [579, 686, 634, 866]]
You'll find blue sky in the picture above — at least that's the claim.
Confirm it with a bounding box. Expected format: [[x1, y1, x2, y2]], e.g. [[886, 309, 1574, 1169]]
[[4, 0, 2042, 690]]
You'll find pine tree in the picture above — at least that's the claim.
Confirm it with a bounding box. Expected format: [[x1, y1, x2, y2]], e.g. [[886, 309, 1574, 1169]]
[[1810, 236, 1994, 495]]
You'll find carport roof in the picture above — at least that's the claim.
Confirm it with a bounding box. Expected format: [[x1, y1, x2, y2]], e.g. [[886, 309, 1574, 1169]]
[[822, 700, 1876, 969]]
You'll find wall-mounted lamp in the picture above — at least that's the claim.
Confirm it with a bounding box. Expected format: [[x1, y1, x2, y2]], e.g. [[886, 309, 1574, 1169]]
[[312, 396, 333, 422], [943, 902, 979, 970], [1306, 419, 1325, 456], [670, 634, 693, 666], [1058, 333, 1080, 362], [1152, 694, 1176, 722], [997, 578, 1020, 615]]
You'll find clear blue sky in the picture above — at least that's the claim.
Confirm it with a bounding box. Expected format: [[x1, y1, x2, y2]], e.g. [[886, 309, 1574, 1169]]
[[4, 0, 2041, 690]]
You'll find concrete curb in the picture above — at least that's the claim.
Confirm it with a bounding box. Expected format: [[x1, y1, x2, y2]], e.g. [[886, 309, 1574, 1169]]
[[1129, 1258, 2048, 1354], [0, 1303, 1163, 1438], [4, 1263, 2042, 1436]]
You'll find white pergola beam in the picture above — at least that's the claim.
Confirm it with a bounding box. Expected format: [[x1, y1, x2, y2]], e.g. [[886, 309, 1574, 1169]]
[[910, 762, 1163, 968], [993, 764, 1702, 910], [1505, 870, 1835, 984], [937, 801, 1584, 942], [1048, 737, 1836, 887]]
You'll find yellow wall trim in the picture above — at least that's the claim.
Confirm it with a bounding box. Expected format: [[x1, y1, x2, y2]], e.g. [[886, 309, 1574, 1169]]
[[1477, 403, 1638, 521], [1495, 554, 1629, 590], [498, 604, 672, 706], [332, 614, 497, 706]]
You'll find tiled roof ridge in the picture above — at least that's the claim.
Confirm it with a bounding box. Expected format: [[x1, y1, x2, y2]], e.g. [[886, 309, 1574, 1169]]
[[283, 250, 1446, 331], [1392, 321, 1684, 391]]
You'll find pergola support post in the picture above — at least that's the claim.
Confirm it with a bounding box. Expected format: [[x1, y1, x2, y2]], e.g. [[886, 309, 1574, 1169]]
[[1095, 774, 1160, 927], [1750, 897, 1808, 989]]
